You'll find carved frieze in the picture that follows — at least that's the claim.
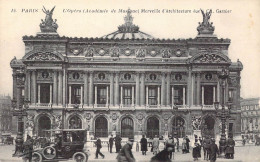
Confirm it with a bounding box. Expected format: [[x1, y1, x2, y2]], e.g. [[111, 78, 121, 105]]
[[27, 52, 62, 61], [161, 48, 171, 58], [194, 54, 227, 63], [68, 71, 83, 81], [37, 70, 53, 81], [84, 47, 95, 57], [110, 47, 120, 57], [145, 73, 161, 82], [94, 72, 109, 82], [135, 48, 146, 58], [119, 72, 135, 82]]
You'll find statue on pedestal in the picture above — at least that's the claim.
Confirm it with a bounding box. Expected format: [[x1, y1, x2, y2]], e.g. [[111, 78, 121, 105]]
[[197, 9, 215, 35], [40, 6, 58, 33]]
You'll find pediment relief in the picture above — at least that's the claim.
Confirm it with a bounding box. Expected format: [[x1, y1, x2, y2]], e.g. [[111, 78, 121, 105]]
[[190, 53, 231, 64], [22, 47, 65, 62]]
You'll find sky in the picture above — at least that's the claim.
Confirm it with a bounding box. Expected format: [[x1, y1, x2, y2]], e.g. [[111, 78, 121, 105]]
[[0, 0, 259, 98]]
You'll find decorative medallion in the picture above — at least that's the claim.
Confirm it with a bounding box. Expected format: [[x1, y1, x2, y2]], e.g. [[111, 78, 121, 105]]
[[150, 74, 157, 81], [98, 73, 106, 80], [205, 73, 212, 80], [148, 49, 158, 57], [73, 72, 80, 80], [98, 48, 107, 56], [175, 74, 182, 81], [174, 49, 186, 57], [123, 48, 133, 56], [42, 71, 49, 78], [136, 113, 144, 120], [111, 113, 118, 120], [85, 113, 92, 120], [162, 113, 171, 120], [70, 48, 83, 56], [124, 73, 131, 80]]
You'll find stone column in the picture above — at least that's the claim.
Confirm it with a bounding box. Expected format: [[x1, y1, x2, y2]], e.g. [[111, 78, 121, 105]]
[[217, 80, 220, 102], [202, 86, 204, 105], [69, 85, 72, 105], [187, 68, 192, 106], [114, 72, 119, 106], [191, 73, 195, 106], [32, 70, 37, 104], [166, 72, 171, 106], [196, 73, 201, 106], [50, 85, 52, 105], [132, 86, 135, 106], [140, 72, 145, 106], [89, 72, 94, 106], [161, 72, 166, 106], [146, 86, 148, 106], [213, 86, 216, 103], [183, 87, 186, 106], [25, 71, 30, 100], [95, 85, 97, 105], [106, 86, 109, 106], [37, 84, 41, 104], [84, 72, 88, 106], [120, 86, 123, 105], [81, 85, 83, 105], [171, 86, 174, 105], [135, 72, 140, 106], [110, 72, 114, 106], [58, 71, 63, 106], [158, 86, 160, 106], [62, 69, 67, 106], [53, 71, 58, 105]]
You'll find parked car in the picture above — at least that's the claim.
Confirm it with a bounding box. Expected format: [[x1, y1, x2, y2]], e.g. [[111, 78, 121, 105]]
[[32, 129, 89, 162]]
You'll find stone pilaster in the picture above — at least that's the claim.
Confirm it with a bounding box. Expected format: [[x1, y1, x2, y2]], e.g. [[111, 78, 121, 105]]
[[196, 73, 201, 105], [140, 72, 145, 106], [114, 72, 119, 106], [187, 67, 192, 106], [161, 72, 166, 106], [31, 70, 37, 104], [53, 71, 58, 105], [62, 69, 67, 106]]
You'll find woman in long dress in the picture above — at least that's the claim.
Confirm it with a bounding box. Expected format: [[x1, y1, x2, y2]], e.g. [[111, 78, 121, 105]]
[[192, 142, 201, 161], [182, 137, 187, 154]]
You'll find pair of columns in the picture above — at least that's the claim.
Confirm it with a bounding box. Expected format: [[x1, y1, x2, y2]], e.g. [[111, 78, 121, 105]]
[[24, 70, 63, 106]]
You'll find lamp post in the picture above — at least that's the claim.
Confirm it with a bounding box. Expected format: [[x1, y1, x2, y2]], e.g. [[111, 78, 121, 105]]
[[213, 68, 231, 158], [12, 69, 30, 157]]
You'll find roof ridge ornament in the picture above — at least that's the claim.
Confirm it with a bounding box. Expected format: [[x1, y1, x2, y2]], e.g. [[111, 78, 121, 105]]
[[197, 9, 215, 36], [40, 6, 58, 33], [118, 8, 139, 33]]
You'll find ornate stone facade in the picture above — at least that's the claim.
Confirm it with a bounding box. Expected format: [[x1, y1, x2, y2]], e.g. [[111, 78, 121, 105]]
[[10, 8, 243, 140]]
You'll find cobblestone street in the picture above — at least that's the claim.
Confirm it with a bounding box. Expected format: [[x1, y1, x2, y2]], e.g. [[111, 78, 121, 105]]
[[1, 144, 260, 162]]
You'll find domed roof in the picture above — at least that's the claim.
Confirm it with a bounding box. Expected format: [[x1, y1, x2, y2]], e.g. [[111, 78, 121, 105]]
[[102, 9, 154, 39]]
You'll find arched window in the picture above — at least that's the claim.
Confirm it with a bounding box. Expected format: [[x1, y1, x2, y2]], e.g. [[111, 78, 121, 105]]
[[38, 115, 51, 137], [95, 116, 108, 137], [172, 116, 185, 138], [121, 117, 134, 138], [69, 116, 82, 129], [147, 116, 159, 138]]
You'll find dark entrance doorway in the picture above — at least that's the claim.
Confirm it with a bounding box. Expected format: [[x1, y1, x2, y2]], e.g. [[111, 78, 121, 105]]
[[121, 117, 134, 139], [202, 116, 215, 138], [147, 116, 159, 138], [38, 115, 51, 137], [172, 116, 185, 138], [95, 116, 108, 137]]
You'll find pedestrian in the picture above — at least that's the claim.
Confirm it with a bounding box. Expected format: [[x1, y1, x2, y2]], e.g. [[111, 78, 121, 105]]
[[22, 135, 34, 162], [192, 142, 201, 161], [176, 137, 179, 152], [109, 134, 114, 153], [140, 135, 148, 155], [150, 143, 175, 162], [95, 138, 105, 159], [152, 135, 160, 155], [165, 135, 175, 160], [182, 137, 187, 154], [225, 135, 235, 159], [203, 135, 211, 160], [186, 135, 190, 153], [115, 134, 122, 153], [136, 141, 139, 152], [116, 138, 135, 162], [209, 138, 219, 162]]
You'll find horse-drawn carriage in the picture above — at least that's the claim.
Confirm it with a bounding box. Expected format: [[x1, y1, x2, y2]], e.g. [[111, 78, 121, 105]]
[[32, 129, 89, 162]]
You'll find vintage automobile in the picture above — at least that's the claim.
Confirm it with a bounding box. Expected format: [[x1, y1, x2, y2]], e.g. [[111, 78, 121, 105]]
[[32, 129, 89, 162], [1, 133, 14, 145]]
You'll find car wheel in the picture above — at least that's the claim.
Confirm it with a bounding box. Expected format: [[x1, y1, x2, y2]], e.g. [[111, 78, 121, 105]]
[[73, 152, 87, 162], [32, 152, 42, 162]]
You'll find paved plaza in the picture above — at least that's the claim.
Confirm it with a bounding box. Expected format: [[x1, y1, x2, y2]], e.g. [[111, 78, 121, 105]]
[[0, 144, 260, 162]]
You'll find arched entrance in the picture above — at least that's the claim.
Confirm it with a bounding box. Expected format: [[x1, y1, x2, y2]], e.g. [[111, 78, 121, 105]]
[[147, 116, 159, 138], [69, 115, 82, 129], [38, 115, 51, 137], [121, 117, 134, 138], [202, 116, 215, 138], [95, 116, 108, 137], [172, 116, 185, 138]]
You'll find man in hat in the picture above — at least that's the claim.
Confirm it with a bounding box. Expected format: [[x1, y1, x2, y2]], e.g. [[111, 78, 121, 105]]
[[150, 143, 175, 162], [115, 134, 122, 153], [109, 134, 114, 153], [225, 135, 235, 159], [116, 138, 135, 162], [209, 138, 219, 162]]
